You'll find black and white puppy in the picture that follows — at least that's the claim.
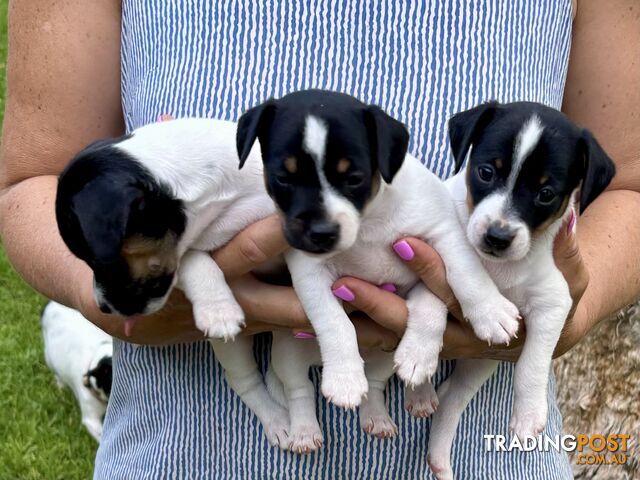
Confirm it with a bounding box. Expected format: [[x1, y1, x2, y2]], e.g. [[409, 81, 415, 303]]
[[42, 301, 113, 442], [55, 119, 292, 446], [237, 90, 521, 412], [426, 102, 615, 480]]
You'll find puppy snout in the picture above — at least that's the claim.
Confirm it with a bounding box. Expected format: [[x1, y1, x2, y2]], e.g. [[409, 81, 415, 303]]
[[484, 224, 515, 251], [307, 221, 340, 250]]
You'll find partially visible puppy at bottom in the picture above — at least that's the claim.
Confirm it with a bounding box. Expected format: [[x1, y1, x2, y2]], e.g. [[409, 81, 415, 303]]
[[41, 301, 113, 442]]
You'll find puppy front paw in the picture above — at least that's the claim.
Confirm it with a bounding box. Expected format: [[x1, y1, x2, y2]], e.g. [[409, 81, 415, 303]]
[[405, 382, 438, 418], [288, 426, 324, 454], [464, 294, 520, 346], [361, 414, 398, 439], [193, 300, 245, 341], [321, 364, 368, 409], [510, 402, 547, 439], [394, 333, 440, 387]]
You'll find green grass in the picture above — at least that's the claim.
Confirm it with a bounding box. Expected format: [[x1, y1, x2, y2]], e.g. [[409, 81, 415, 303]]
[[0, 2, 97, 479]]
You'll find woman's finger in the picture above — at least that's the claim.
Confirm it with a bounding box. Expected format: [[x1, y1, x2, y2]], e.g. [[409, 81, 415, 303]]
[[351, 314, 400, 351], [553, 209, 589, 312], [392, 237, 464, 320], [331, 277, 408, 336], [212, 215, 288, 278]]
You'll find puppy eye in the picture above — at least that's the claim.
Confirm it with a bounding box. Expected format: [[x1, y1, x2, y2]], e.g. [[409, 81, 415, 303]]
[[476, 165, 495, 183], [536, 187, 556, 205], [344, 172, 365, 188]]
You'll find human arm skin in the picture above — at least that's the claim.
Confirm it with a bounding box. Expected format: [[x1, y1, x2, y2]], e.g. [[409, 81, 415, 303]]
[[329, 0, 640, 361]]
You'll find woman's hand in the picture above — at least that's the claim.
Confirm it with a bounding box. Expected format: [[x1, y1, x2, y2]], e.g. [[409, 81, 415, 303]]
[[331, 213, 589, 362]]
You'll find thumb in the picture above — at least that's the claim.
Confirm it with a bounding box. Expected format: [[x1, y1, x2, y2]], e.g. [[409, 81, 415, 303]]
[[553, 209, 581, 267]]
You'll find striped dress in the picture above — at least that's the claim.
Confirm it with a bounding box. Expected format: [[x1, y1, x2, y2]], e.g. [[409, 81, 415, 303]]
[[95, 1, 575, 478]]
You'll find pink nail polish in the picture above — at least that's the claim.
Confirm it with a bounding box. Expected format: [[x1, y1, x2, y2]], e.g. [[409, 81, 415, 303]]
[[333, 285, 355, 302], [294, 332, 315, 339], [380, 283, 397, 293], [157, 113, 174, 122], [567, 210, 576, 234], [393, 240, 415, 261]]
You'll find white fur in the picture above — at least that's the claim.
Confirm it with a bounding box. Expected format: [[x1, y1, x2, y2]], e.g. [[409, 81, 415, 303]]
[[302, 114, 361, 251], [286, 153, 521, 409], [509, 114, 543, 189], [426, 170, 574, 480], [42, 301, 113, 442]]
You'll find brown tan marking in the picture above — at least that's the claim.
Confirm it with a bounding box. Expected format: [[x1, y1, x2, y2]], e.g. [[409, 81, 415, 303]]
[[495, 158, 503, 169], [284, 156, 298, 173], [336, 158, 351, 173], [539, 175, 549, 185], [121, 233, 179, 281]]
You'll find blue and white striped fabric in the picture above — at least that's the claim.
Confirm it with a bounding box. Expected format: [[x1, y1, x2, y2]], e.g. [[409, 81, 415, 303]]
[[95, 1, 575, 478]]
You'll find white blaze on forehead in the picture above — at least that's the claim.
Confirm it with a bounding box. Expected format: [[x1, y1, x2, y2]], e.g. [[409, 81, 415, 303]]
[[508, 114, 544, 189], [302, 115, 328, 165]]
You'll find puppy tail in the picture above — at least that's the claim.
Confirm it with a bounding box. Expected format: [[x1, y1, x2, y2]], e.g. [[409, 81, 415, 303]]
[[265, 365, 287, 408]]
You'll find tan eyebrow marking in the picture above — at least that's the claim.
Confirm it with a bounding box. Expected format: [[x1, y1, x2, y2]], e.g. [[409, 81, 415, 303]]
[[284, 156, 298, 173], [495, 158, 503, 169], [539, 174, 549, 184], [337, 158, 351, 173]]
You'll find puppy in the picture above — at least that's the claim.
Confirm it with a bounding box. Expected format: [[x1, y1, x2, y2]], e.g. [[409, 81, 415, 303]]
[[426, 102, 615, 480], [55, 119, 293, 447], [55, 117, 402, 452], [237, 89, 521, 415], [41, 301, 113, 442]]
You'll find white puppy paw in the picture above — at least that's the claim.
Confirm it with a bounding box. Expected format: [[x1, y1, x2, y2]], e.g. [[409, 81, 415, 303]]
[[405, 382, 438, 418], [463, 294, 520, 346], [394, 333, 440, 387], [427, 453, 454, 480], [262, 406, 291, 449], [510, 403, 547, 439], [361, 413, 398, 439], [288, 426, 324, 454], [194, 300, 245, 341], [321, 365, 368, 409]]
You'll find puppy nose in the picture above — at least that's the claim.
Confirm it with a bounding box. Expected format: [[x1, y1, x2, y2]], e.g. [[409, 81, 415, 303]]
[[484, 225, 515, 251], [308, 221, 340, 249], [99, 303, 112, 314]]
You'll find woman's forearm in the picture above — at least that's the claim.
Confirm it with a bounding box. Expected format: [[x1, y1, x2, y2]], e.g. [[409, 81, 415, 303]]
[[0, 176, 94, 313], [571, 188, 640, 336]]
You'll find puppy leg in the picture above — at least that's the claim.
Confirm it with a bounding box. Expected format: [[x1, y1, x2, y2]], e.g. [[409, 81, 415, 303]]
[[286, 252, 368, 409], [426, 211, 520, 345], [427, 359, 498, 480], [210, 337, 290, 449], [359, 351, 397, 438], [394, 283, 447, 387], [77, 391, 107, 442], [271, 332, 323, 453], [510, 282, 571, 438], [179, 250, 244, 340], [405, 381, 438, 418]]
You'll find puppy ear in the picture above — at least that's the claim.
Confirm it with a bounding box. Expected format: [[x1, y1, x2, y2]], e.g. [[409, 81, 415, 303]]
[[448, 101, 498, 173], [70, 184, 143, 262], [364, 105, 409, 184], [237, 100, 276, 169], [578, 129, 616, 212]]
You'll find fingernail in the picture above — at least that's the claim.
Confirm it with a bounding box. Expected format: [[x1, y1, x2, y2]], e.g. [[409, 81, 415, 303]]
[[333, 285, 355, 302], [567, 209, 576, 234], [294, 332, 315, 339], [380, 283, 397, 293], [393, 240, 415, 261], [157, 113, 174, 122]]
